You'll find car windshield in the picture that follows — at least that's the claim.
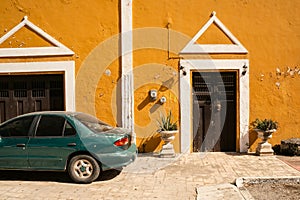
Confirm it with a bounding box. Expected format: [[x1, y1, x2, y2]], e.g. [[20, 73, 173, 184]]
[[74, 113, 113, 133]]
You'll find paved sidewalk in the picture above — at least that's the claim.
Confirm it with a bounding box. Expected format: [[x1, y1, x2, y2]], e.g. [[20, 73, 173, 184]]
[[196, 183, 245, 200], [0, 153, 299, 200], [276, 155, 300, 171]]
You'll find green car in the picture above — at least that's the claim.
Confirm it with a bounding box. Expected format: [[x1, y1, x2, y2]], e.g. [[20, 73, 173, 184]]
[[0, 111, 137, 183]]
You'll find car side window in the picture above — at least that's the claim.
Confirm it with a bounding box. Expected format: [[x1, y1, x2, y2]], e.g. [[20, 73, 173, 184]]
[[35, 115, 65, 137], [0, 116, 34, 137], [64, 121, 76, 136]]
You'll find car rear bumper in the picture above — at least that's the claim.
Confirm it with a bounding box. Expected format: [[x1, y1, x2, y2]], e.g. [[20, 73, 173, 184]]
[[96, 144, 137, 171]]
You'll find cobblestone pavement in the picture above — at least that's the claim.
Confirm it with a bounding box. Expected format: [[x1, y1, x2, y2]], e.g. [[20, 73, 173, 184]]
[[0, 153, 299, 200]]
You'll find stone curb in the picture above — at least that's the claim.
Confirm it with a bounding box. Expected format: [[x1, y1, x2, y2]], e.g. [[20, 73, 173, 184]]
[[196, 183, 245, 200], [235, 176, 300, 200]]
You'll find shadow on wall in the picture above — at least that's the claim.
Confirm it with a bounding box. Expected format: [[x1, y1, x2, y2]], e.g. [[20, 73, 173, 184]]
[[137, 95, 152, 111], [137, 84, 171, 112], [137, 132, 163, 153], [248, 129, 259, 152], [135, 78, 179, 153]]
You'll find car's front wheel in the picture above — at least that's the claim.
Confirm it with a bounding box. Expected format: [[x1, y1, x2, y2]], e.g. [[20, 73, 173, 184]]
[[68, 155, 100, 183]]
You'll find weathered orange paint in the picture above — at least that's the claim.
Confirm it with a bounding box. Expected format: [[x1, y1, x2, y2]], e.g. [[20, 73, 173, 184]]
[[0, 0, 121, 127], [95, 59, 121, 126], [132, 49, 180, 152], [0, 26, 53, 48], [133, 0, 300, 152], [0, 0, 120, 72]]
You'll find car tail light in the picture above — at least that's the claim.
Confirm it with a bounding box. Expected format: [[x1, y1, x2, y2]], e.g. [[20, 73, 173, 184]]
[[114, 136, 129, 147]]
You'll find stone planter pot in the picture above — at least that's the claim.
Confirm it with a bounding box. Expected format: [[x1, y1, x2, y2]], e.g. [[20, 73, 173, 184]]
[[159, 130, 178, 157], [256, 129, 276, 156]]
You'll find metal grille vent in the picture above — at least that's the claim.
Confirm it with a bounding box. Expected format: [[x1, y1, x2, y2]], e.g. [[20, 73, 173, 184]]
[[14, 81, 27, 97], [192, 72, 236, 103], [0, 81, 9, 97], [32, 80, 45, 97]]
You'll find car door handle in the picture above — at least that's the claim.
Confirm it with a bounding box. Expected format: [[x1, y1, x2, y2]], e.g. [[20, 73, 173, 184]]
[[16, 143, 26, 147], [67, 143, 77, 147]]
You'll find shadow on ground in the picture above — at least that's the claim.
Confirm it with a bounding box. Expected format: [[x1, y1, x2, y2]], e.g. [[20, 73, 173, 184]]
[[224, 152, 254, 156], [0, 169, 122, 183]]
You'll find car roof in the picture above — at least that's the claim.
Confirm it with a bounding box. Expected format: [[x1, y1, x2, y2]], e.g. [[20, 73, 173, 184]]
[[19, 111, 80, 117], [0, 111, 112, 127], [0, 111, 85, 125]]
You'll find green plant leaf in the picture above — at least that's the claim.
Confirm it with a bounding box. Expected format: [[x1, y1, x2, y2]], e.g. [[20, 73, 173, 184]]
[[252, 118, 278, 131], [157, 110, 178, 131]]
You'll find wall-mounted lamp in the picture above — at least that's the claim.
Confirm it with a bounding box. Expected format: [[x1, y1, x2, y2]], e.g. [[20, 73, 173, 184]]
[[242, 64, 248, 76], [149, 89, 157, 101], [180, 66, 187, 76]]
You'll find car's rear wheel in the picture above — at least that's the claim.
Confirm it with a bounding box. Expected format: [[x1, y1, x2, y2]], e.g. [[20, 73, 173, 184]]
[[68, 155, 100, 183]]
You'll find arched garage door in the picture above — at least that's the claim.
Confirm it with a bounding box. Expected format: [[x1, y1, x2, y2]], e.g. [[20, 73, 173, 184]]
[[0, 74, 64, 123]]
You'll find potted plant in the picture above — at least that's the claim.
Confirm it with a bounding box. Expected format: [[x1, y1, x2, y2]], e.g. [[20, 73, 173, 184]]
[[157, 110, 178, 132], [252, 118, 278, 156], [252, 118, 278, 135], [157, 111, 178, 157]]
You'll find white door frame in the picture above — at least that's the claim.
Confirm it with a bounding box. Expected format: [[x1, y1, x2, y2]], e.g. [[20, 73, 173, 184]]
[[179, 59, 249, 153]]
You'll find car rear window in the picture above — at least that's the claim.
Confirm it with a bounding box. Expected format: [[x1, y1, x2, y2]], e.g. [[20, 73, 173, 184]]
[[74, 113, 113, 133]]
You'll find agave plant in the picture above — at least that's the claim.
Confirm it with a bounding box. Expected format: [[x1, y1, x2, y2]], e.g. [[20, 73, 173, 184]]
[[252, 118, 278, 132], [157, 111, 178, 131]]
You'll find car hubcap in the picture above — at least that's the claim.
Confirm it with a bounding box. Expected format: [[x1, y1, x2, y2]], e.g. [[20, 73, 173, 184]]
[[74, 159, 93, 178]]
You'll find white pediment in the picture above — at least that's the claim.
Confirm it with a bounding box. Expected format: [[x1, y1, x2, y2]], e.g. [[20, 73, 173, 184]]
[[180, 12, 248, 54], [0, 16, 74, 57]]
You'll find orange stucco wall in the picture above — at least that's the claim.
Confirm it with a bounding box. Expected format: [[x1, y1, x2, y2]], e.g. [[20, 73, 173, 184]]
[[133, 0, 300, 152], [0, 0, 121, 127], [0, 0, 299, 153]]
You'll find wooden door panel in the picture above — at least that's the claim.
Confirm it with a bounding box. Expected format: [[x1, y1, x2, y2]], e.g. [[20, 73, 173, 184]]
[[193, 103, 203, 152], [192, 72, 237, 152], [220, 102, 236, 151], [0, 101, 6, 122], [0, 75, 64, 123]]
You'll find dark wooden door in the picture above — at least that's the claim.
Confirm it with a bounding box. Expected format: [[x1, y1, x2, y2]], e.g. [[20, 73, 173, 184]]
[[192, 72, 237, 152], [0, 74, 64, 123]]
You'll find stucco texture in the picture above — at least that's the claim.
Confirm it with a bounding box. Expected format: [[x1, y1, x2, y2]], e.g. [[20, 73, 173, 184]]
[[0, 0, 121, 127], [133, 0, 300, 152]]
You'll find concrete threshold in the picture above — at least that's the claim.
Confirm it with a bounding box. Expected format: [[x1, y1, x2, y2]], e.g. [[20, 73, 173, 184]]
[[196, 183, 245, 200]]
